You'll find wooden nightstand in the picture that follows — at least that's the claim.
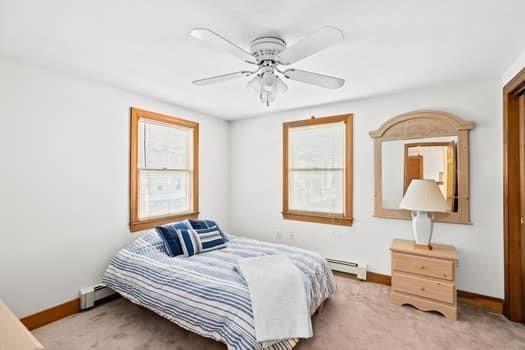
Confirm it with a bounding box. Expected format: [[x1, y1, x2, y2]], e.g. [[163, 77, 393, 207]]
[[390, 239, 458, 320]]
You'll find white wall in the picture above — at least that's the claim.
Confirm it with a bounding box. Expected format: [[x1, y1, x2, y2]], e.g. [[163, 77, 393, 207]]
[[229, 81, 503, 298], [0, 56, 230, 317], [502, 48, 525, 85], [0, 51, 512, 317]]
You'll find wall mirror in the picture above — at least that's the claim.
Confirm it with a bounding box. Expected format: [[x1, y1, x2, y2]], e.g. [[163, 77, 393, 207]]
[[369, 110, 475, 224]]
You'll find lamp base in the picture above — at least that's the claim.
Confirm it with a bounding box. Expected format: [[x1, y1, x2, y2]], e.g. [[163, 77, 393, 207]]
[[411, 210, 434, 247]]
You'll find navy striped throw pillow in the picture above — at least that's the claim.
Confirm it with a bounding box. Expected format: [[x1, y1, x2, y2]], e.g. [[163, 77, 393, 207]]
[[188, 219, 213, 230], [189, 219, 229, 242], [176, 227, 227, 257], [156, 220, 192, 257]]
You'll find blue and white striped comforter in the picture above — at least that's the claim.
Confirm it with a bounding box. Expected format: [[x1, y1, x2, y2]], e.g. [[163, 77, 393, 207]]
[[102, 231, 336, 350]]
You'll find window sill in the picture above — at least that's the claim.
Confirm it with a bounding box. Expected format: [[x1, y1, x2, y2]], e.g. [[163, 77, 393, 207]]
[[130, 211, 200, 232], [282, 211, 353, 226]]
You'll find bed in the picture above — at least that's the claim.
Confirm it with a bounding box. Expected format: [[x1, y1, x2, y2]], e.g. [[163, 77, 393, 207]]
[[102, 230, 336, 350]]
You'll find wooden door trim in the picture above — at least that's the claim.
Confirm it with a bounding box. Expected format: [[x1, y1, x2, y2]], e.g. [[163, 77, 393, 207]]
[[503, 67, 525, 321], [520, 94, 525, 322], [404, 154, 423, 193]]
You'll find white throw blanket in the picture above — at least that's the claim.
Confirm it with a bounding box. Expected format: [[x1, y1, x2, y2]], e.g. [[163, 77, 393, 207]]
[[237, 254, 313, 345]]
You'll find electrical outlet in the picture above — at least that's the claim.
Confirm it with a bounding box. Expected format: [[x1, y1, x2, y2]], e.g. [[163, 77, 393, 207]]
[[289, 232, 295, 241], [276, 231, 283, 240]]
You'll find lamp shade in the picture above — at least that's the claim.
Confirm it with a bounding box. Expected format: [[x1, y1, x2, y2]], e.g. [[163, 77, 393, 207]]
[[399, 179, 449, 212]]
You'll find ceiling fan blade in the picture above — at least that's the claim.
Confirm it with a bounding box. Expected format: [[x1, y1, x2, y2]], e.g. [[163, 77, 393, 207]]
[[278, 26, 344, 65], [191, 28, 255, 64], [283, 69, 345, 89], [193, 71, 252, 86]]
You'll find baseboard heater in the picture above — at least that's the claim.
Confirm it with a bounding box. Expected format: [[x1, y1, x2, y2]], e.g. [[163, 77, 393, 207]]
[[80, 284, 118, 310], [326, 258, 367, 280]]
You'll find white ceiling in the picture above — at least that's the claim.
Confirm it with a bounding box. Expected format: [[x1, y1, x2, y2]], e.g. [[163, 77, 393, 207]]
[[1, 0, 524, 120]]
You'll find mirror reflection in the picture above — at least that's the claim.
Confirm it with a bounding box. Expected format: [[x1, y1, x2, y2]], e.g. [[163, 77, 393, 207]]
[[382, 136, 458, 212]]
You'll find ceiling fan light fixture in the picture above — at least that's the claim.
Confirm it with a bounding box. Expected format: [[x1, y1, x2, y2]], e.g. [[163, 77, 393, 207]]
[[261, 71, 276, 91], [260, 90, 277, 107], [249, 73, 288, 106]]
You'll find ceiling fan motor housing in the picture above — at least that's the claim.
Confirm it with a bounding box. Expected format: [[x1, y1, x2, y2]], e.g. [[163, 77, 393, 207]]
[[250, 37, 286, 64]]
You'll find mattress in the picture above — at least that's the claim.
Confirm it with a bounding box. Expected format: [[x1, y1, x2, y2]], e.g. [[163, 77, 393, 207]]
[[102, 230, 336, 350]]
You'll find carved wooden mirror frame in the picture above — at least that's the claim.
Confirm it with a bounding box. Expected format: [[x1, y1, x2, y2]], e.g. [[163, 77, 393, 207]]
[[369, 110, 475, 224]]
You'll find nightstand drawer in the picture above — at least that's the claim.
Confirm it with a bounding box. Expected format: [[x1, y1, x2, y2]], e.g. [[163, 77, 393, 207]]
[[392, 272, 455, 304], [392, 252, 454, 281]]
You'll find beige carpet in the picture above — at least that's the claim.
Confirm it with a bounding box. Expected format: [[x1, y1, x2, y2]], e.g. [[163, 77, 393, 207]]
[[33, 276, 525, 350]]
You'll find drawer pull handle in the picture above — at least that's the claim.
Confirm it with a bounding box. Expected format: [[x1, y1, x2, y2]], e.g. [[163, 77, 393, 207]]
[[420, 265, 425, 269], [420, 287, 425, 291]]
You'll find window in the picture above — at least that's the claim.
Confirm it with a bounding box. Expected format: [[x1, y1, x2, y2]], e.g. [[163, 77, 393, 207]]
[[283, 114, 353, 226], [130, 108, 199, 232]]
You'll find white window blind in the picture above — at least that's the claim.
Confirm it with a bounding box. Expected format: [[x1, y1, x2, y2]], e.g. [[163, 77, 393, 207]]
[[137, 119, 193, 219], [288, 121, 345, 215]]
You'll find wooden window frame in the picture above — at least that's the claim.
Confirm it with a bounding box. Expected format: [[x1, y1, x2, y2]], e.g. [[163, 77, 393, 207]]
[[129, 107, 199, 232], [282, 114, 353, 226]]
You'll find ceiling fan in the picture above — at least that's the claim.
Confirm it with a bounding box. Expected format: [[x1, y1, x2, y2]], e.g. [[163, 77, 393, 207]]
[[190, 26, 346, 106]]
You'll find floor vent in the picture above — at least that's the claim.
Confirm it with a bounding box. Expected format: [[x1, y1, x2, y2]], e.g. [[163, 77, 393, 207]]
[[80, 284, 117, 310], [326, 258, 367, 280]]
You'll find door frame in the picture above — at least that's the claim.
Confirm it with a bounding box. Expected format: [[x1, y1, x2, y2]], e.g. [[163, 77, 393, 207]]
[[503, 67, 525, 321]]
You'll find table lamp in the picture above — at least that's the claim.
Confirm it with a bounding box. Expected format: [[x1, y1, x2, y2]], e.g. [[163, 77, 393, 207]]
[[399, 179, 448, 249]]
